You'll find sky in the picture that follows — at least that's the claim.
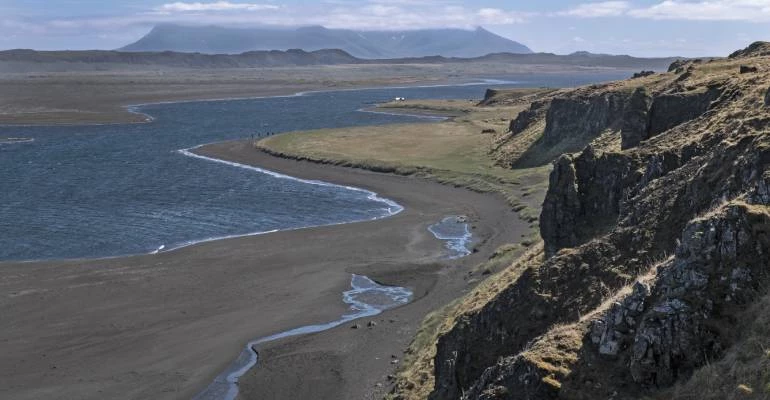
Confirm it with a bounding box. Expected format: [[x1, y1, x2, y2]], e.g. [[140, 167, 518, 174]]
[[1, 0, 769, 57]]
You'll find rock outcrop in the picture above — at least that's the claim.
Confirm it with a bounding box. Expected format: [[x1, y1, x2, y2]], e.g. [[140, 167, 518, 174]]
[[729, 41, 770, 59], [541, 93, 628, 146], [509, 101, 548, 135], [627, 201, 770, 386], [620, 87, 653, 149], [647, 86, 721, 136], [427, 43, 770, 400], [632, 70, 655, 79], [539, 155, 581, 255]]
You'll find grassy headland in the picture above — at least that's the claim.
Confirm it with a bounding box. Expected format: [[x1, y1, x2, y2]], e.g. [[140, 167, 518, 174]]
[[257, 93, 551, 224]]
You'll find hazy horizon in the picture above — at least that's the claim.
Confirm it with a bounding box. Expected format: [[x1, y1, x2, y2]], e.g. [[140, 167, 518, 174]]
[[2, 1, 770, 57]]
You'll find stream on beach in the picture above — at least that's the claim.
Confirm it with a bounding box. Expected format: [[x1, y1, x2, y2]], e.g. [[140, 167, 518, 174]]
[[0, 71, 629, 262]]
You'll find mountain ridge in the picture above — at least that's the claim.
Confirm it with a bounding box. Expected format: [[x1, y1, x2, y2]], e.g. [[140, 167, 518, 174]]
[[0, 48, 682, 72]]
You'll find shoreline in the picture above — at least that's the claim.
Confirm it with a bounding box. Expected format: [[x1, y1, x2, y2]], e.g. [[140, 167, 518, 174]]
[[0, 140, 528, 400], [0, 77, 508, 128], [0, 141, 405, 264]]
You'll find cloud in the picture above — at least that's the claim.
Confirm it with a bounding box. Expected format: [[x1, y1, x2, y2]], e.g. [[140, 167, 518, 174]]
[[558, 0, 770, 21], [3, 1, 531, 36], [627, 0, 770, 21], [157, 2, 280, 13], [558, 1, 631, 17], [477, 8, 527, 24]]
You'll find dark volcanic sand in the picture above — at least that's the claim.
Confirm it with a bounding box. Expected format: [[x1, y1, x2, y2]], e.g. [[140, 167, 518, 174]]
[[0, 140, 529, 400]]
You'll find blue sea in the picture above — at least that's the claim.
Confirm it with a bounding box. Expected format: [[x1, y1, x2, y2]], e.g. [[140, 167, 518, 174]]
[[0, 72, 629, 261]]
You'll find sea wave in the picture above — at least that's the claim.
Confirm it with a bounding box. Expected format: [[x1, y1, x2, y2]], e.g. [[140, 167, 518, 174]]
[[150, 145, 404, 255]]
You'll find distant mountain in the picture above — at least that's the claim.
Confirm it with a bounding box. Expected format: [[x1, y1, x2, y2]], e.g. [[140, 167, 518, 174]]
[[0, 48, 681, 73], [119, 24, 533, 58], [0, 48, 359, 69]]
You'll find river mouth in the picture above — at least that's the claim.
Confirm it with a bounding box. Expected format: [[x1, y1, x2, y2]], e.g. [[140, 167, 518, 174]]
[[192, 274, 412, 400]]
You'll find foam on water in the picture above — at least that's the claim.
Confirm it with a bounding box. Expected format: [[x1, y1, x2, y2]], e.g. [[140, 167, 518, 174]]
[[0, 137, 34, 145], [151, 146, 404, 254], [428, 216, 473, 259], [192, 274, 412, 400]]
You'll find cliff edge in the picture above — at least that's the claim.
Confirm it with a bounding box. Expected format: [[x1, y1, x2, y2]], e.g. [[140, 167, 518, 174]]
[[421, 42, 770, 400]]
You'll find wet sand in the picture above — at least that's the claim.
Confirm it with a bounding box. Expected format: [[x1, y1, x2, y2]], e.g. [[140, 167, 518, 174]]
[[0, 140, 528, 400]]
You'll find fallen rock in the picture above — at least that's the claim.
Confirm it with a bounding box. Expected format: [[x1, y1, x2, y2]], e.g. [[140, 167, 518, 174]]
[[351, 323, 361, 329], [367, 320, 377, 328]]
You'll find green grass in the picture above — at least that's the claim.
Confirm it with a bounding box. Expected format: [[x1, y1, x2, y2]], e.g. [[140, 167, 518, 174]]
[[258, 120, 551, 219]]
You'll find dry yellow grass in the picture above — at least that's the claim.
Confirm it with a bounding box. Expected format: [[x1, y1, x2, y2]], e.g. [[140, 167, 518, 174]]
[[393, 244, 545, 400], [258, 98, 552, 218]]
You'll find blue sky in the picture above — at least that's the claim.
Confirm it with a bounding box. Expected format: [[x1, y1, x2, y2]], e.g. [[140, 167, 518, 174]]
[[1, 0, 769, 56]]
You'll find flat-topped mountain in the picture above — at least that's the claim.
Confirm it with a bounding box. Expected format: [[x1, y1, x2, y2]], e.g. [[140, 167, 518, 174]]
[[119, 24, 533, 58]]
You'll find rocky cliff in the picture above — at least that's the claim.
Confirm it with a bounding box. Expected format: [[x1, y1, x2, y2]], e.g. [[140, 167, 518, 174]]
[[427, 42, 770, 400]]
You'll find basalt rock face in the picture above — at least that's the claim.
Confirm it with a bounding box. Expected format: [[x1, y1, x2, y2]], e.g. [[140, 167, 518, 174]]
[[509, 101, 548, 135], [620, 87, 653, 150], [541, 93, 628, 147], [429, 44, 770, 400], [539, 155, 581, 255], [627, 202, 770, 386], [541, 147, 643, 256], [647, 86, 721, 136]]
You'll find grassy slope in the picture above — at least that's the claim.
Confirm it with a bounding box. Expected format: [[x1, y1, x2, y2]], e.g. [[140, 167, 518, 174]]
[[257, 94, 556, 399], [258, 97, 552, 222]]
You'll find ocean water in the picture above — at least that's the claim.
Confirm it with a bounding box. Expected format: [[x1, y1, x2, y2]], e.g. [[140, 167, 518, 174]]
[[0, 72, 631, 261]]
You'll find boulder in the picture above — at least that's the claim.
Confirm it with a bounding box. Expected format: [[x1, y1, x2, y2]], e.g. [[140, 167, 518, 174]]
[[740, 65, 758, 74]]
